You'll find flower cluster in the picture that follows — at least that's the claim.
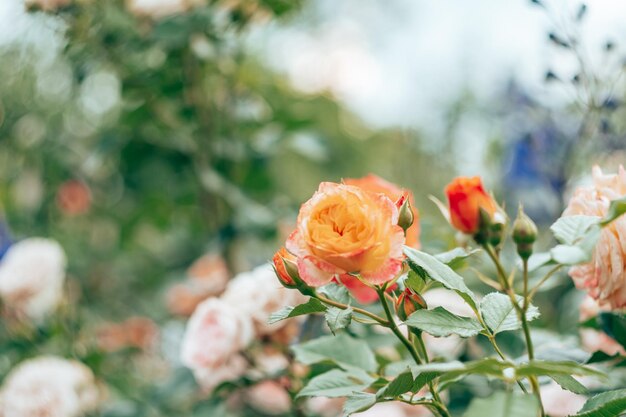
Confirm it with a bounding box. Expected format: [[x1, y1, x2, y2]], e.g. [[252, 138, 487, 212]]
[[180, 263, 305, 392]]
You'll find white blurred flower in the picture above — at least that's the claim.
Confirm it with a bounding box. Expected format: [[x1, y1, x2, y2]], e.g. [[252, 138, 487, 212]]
[[0, 238, 67, 320], [246, 381, 292, 415], [222, 264, 306, 335], [541, 381, 587, 417], [564, 165, 626, 309], [126, 0, 204, 19], [0, 356, 99, 417], [421, 288, 474, 359], [305, 397, 344, 417], [181, 298, 253, 369]]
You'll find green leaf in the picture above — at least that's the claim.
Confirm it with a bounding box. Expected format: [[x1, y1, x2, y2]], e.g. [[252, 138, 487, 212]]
[[318, 283, 352, 304], [268, 298, 326, 324], [292, 334, 378, 373], [434, 248, 480, 270], [575, 389, 626, 417], [404, 247, 478, 310], [550, 244, 592, 265], [516, 360, 605, 378], [600, 196, 626, 226], [325, 307, 353, 335], [464, 392, 540, 417], [549, 374, 588, 395], [342, 392, 377, 416], [411, 372, 439, 393], [380, 369, 414, 398], [598, 312, 626, 349], [479, 293, 540, 334], [550, 215, 600, 245], [298, 369, 373, 398], [405, 306, 482, 338], [405, 270, 426, 293]]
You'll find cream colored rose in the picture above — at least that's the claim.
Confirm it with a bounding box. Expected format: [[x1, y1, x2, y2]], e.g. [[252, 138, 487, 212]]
[[181, 298, 253, 372], [0, 238, 67, 320], [579, 296, 625, 355], [222, 264, 306, 335], [563, 165, 626, 309], [0, 356, 100, 417]]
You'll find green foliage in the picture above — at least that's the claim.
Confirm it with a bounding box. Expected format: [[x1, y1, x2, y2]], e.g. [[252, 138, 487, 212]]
[[298, 369, 373, 398], [464, 392, 540, 417], [268, 298, 326, 324], [405, 307, 482, 338], [600, 196, 626, 226], [292, 334, 378, 373], [404, 247, 478, 310], [479, 293, 539, 334], [342, 392, 378, 416], [325, 306, 353, 335], [574, 389, 626, 417]]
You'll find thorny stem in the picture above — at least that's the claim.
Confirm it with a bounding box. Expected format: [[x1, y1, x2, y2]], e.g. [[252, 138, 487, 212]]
[[376, 288, 451, 417], [483, 244, 545, 417], [314, 294, 389, 326]]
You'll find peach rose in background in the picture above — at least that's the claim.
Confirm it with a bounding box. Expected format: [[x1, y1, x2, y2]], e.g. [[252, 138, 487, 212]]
[[445, 176, 497, 234], [353, 402, 432, 417], [0, 356, 100, 417], [222, 264, 307, 335], [166, 253, 229, 316], [246, 381, 292, 415], [563, 165, 626, 309], [579, 295, 625, 355], [96, 316, 159, 353], [180, 298, 253, 381], [287, 182, 405, 286], [57, 180, 92, 216], [25, 0, 70, 11], [0, 238, 67, 320]]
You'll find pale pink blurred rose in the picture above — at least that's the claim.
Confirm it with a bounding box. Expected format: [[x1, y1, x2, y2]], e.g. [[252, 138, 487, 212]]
[[398, 402, 434, 417], [0, 356, 100, 417], [421, 288, 474, 359], [0, 238, 67, 320], [222, 264, 306, 335], [353, 402, 411, 417], [126, 0, 205, 18], [541, 381, 587, 417], [192, 355, 248, 393], [305, 397, 345, 417], [564, 165, 626, 309], [246, 381, 292, 415], [180, 298, 253, 371], [167, 253, 230, 316], [579, 296, 625, 355], [25, 0, 70, 11]]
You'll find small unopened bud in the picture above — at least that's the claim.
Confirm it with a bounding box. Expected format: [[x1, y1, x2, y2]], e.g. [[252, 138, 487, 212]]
[[396, 194, 414, 233], [513, 206, 537, 259], [272, 247, 298, 289], [474, 208, 493, 245], [396, 288, 427, 321], [489, 206, 508, 247]]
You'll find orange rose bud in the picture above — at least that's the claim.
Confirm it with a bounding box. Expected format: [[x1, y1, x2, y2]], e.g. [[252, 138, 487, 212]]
[[272, 247, 298, 288], [445, 176, 497, 235], [396, 288, 427, 321]]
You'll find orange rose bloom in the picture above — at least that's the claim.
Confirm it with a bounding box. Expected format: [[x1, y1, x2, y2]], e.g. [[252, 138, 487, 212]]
[[272, 247, 297, 287], [287, 182, 405, 286], [445, 176, 497, 234], [344, 174, 420, 248]]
